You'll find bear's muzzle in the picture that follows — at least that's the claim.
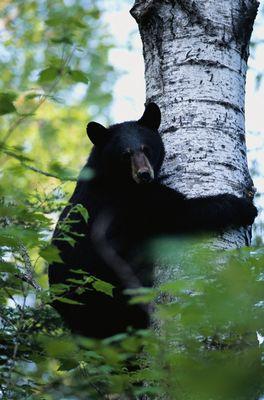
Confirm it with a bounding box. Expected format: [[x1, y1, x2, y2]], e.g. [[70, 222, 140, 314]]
[[131, 151, 154, 184]]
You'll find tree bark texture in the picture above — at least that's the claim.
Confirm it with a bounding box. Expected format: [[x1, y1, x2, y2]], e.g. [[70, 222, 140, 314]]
[[131, 0, 259, 257]]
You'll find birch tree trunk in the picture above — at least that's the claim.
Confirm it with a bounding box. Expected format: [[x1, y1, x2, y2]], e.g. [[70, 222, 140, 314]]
[[129, 4, 258, 399], [131, 0, 258, 259]]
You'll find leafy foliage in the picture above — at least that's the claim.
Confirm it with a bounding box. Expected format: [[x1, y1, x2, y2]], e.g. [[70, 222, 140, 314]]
[[1, 239, 264, 399], [0, 0, 115, 193]]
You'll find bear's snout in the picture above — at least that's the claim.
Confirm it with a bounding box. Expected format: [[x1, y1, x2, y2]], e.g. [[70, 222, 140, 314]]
[[137, 170, 152, 183], [131, 151, 154, 184]]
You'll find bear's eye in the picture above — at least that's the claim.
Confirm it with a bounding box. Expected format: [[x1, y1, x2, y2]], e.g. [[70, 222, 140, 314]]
[[122, 149, 131, 160], [141, 145, 151, 158]]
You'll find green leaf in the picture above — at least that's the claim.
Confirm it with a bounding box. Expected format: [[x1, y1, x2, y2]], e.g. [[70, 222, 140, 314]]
[[0, 92, 17, 115], [54, 296, 83, 305], [67, 278, 87, 285], [40, 245, 62, 263], [51, 36, 73, 45], [78, 167, 95, 181], [74, 204, 89, 223], [45, 17, 62, 27], [67, 17, 86, 29], [2, 147, 33, 162], [24, 92, 42, 100], [38, 335, 78, 357], [70, 269, 89, 275], [46, 16, 86, 29], [68, 69, 89, 84], [0, 226, 39, 248], [48, 161, 77, 181], [58, 358, 79, 371], [159, 280, 203, 295], [0, 262, 16, 273], [38, 67, 60, 84], [103, 333, 128, 345], [125, 287, 156, 304], [49, 283, 69, 295], [92, 279, 114, 297], [0, 91, 17, 102]]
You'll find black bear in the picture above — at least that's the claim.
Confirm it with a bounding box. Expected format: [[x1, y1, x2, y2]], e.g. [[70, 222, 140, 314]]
[[49, 103, 257, 338]]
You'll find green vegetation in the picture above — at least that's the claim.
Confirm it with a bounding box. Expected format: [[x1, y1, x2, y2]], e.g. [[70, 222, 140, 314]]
[[0, 1, 264, 399], [1, 235, 264, 399]]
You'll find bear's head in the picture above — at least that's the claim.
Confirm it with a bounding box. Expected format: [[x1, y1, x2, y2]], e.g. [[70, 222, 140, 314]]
[[86, 103, 164, 184]]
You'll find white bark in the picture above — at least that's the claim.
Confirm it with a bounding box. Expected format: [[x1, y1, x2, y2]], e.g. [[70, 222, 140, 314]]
[[131, 0, 258, 256], [129, 5, 258, 399]]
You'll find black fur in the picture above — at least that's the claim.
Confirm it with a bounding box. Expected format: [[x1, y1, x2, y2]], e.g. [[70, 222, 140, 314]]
[[49, 103, 257, 338]]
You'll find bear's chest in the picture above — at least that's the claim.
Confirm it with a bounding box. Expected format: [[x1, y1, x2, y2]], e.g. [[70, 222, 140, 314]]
[[97, 201, 155, 264]]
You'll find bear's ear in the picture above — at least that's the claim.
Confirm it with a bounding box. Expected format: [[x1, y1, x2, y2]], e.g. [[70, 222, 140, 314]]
[[138, 102, 161, 130], [86, 122, 108, 146]]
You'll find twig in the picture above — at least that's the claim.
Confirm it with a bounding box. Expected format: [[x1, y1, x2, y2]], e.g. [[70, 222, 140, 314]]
[[21, 162, 77, 182], [18, 245, 41, 291], [1, 45, 75, 145]]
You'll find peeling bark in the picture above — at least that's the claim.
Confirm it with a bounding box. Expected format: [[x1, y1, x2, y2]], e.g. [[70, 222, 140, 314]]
[[131, 0, 258, 255]]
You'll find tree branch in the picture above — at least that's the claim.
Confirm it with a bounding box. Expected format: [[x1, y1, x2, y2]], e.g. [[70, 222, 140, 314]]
[[231, 0, 259, 58], [21, 163, 77, 182], [1, 45, 76, 145], [17, 245, 41, 291], [130, 0, 156, 22]]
